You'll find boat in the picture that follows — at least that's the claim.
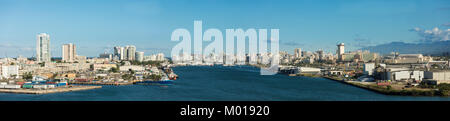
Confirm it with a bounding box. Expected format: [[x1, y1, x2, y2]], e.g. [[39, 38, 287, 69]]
[[135, 76, 174, 85]]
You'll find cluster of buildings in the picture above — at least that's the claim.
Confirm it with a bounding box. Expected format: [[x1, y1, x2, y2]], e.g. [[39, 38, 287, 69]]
[[0, 33, 170, 83], [277, 43, 450, 85]]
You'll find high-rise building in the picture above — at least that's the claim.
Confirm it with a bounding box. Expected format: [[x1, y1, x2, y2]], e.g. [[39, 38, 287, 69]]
[[36, 33, 51, 62], [62, 43, 76, 62], [135, 51, 144, 62], [114, 46, 125, 60], [125, 45, 136, 61], [99, 52, 112, 60], [316, 49, 324, 61], [337, 43, 345, 61], [294, 48, 302, 58]]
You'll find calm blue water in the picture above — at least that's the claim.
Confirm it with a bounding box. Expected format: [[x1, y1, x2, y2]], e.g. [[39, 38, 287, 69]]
[[1, 65, 450, 101]]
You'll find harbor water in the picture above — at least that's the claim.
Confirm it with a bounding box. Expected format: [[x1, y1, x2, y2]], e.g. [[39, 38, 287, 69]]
[[1, 65, 450, 101]]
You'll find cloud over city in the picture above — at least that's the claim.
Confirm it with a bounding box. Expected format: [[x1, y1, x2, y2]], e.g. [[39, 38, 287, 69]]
[[409, 26, 450, 42]]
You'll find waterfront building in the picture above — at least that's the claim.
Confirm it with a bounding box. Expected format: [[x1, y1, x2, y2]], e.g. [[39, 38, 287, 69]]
[[424, 71, 450, 84], [387, 70, 424, 81], [298, 67, 321, 74], [363, 63, 375, 76], [136, 51, 144, 62], [62, 43, 76, 62], [36, 33, 51, 62]]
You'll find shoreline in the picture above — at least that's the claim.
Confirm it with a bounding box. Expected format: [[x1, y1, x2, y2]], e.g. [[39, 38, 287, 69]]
[[322, 76, 447, 97], [244, 64, 448, 97], [0, 85, 102, 94]]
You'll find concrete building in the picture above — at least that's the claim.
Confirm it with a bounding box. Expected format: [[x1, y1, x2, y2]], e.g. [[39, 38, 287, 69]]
[[92, 64, 117, 71], [114, 46, 125, 60], [386, 54, 433, 64], [424, 71, 450, 84], [387, 70, 424, 81], [62, 43, 76, 62], [125, 45, 136, 61], [1, 65, 19, 79], [99, 52, 112, 60], [336, 43, 345, 62], [135, 51, 144, 62], [36, 33, 51, 62], [298, 67, 321, 74], [364, 63, 375, 76], [294, 48, 302, 58], [120, 65, 145, 71]]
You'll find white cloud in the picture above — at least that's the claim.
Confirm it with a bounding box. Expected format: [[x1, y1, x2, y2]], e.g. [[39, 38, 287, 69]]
[[409, 26, 450, 42]]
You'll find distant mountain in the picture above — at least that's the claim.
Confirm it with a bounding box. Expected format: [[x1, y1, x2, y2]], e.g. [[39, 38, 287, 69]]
[[361, 41, 450, 56]]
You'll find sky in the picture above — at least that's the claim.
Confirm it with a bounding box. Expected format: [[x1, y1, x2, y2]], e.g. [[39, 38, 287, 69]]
[[0, 0, 449, 58]]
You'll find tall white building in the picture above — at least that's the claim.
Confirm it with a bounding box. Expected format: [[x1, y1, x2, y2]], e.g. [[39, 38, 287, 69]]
[[337, 43, 345, 62], [36, 33, 51, 62], [135, 51, 144, 62], [114, 46, 125, 60], [125, 45, 136, 61], [62, 43, 76, 62]]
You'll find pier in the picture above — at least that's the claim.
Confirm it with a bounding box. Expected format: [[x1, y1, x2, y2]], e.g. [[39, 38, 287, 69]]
[[69, 81, 135, 86], [0, 85, 102, 94]]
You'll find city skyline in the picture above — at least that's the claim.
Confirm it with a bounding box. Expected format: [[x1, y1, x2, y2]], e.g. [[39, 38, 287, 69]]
[[0, 0, 449, 58]]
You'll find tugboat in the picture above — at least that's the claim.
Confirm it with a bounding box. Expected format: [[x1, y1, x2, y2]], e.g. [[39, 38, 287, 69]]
[[135, 76, 173, 85]]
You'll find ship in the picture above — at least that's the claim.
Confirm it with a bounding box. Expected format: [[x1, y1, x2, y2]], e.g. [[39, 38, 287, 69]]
[[135, 76, 173, 85]]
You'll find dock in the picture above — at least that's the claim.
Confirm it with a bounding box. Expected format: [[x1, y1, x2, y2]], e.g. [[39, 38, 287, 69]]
[[69, 81, 135, 85], [0, 85, 102, 94]]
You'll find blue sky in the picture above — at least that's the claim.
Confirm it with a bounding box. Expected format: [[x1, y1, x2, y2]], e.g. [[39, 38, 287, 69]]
[[0, 0, 449, 57]]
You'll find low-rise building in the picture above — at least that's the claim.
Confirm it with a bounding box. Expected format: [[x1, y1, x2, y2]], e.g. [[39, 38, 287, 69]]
[[1, 65, 19, 79], [92, 64, 117, 71], [424, 71, 450, 84], [120, 65, 145, 72]]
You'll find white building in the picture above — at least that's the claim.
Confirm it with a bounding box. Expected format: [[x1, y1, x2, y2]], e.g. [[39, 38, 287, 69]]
[[298, 67, 321, 74], [363, 63, 375, 76], [114, 46, 126, 60], [387, 70, 424, 81], [135, 51, 144, 62], [336, 43, 345, 62], [1, 65, 19, 79], [125, 45, 136, 61], [36, 33, 51, 62], [424, 71, 450, 84], [62, 43, 76, 62], [120, 65, 145, 72]]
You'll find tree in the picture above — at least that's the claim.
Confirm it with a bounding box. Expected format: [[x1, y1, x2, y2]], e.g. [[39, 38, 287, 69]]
[[109, 67, 118, 73], [22, 72, 33, 80]]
